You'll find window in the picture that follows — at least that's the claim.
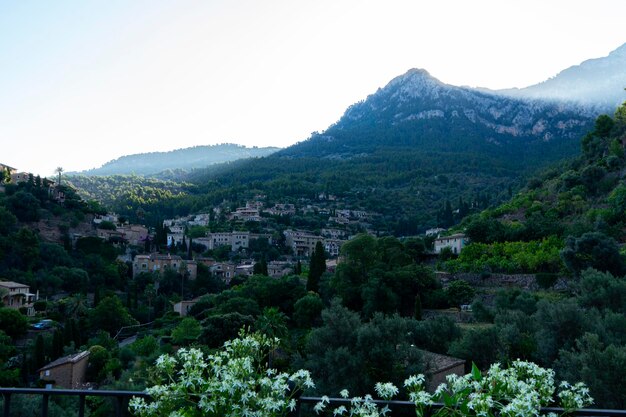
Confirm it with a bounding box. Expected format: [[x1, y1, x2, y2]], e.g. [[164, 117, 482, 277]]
[[45, 370, 50, 376]]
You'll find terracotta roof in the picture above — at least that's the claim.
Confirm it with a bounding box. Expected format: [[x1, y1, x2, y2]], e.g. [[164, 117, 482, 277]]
[[39, 351, 90, 372], [419, 350, 465, 374]]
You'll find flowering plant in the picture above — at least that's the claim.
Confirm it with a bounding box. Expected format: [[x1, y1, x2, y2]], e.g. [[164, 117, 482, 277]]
[[405, 360, 593, 417], [315, 360, 592, 417], [129, 330, 314, 417]]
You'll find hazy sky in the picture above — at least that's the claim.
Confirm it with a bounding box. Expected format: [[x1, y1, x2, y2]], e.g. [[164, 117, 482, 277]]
[[2, 0, 626, 176]]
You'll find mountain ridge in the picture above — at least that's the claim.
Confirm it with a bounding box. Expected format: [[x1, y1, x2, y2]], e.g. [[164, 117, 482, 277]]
[[72, 143, 280, 176], [278, 67, 595, 165], [497, 42, 626, 109]]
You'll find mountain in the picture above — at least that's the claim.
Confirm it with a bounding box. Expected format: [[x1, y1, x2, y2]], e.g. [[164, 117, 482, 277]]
[[279, 68, 594, 166], [74, 144, 280, 176], [175, 70, 598, 234], [498, 43, 626, 110]]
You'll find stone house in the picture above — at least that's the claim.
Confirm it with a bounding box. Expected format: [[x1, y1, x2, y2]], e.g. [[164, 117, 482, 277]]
[[267, 261, 293, 278], [434, 233, 468, 255], [323, 239, 345, 257], [117, 224, 149, 246], [39, 351, 90, 389], [173, 299, 199, 317], [0, 281, 37, 316], [284, 230, 324, 257], [210, 262, 236, 284], [235, 264, 255, 277], [132, 253, 197, 279]]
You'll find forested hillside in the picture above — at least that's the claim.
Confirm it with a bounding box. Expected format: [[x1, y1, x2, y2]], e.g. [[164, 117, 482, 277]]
[[75, 144, 280, 176], [450, 100, 626, 275], [67, 175, 195, 217], [74, 70, 600, 234]]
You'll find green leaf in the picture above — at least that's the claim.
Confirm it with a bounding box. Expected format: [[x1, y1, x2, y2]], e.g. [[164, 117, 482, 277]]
[[471, 362, 482, 382]]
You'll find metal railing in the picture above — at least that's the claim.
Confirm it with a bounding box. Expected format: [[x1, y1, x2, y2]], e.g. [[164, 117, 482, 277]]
[[1, 388, 625, 417], [0, 388, 148, 417]]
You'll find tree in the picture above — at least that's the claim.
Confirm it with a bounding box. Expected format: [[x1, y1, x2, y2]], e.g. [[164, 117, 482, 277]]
[[561, 232, 625, 277], [301, 301, 424, 395], [0, 307, 28, 339], [88, 296, 138, 336], [171, 317, 203, 345], [254, 307, 288, 340], [575, 269, 626, 314], [87, 345, 110, 383], [34, 334, 46, 370], [532, 299, 591, 366], [199, 312, 254, 348], [55, 166, 63, 186], [307, 241, 326, 293], [5, 191, 41, 222], [293, 293, 324, 328], [0, 331, 18, 386], [0, 207, 17, 234], [556, 333, 626, 409], [253, 257, 268, 276], [448, 326, 500, 370], [445, 280, 476, 308]]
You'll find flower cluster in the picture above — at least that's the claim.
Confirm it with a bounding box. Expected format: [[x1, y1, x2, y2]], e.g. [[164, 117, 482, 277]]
[[403, 360, 593, 417], [131, 339, 592, 417], [129, 330, 314, 417]]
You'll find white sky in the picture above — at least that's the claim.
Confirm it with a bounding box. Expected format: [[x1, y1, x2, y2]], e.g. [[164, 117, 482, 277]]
[[2, 0, 626, 176]]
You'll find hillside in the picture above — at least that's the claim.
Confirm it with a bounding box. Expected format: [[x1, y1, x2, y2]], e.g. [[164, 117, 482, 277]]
[[280, 68, 594, 162], [173, 69, 598, 233], [499, 42, 626, 110], [74, 143, 280, 176], [448, 101, 626, 275]]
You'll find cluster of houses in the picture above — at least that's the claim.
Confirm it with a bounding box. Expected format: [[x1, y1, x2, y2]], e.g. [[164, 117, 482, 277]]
[[0, 163, 67, 202], [1, 162, 474, 392]]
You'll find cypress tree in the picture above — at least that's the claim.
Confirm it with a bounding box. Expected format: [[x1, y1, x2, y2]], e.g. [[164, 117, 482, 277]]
[[414, 295, 423, 321], [34, 334, 45, 370], [63, 318, 75, 346], [307, 241, 326, 293], [52, 330, 63, 359], [93, 286, 101, 306]]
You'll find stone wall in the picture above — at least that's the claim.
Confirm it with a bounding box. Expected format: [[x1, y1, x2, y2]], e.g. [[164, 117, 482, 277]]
[[436, 272, 538, 290]]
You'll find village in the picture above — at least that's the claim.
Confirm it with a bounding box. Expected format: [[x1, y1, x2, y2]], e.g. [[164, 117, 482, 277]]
[[0, 161, 472, 392]]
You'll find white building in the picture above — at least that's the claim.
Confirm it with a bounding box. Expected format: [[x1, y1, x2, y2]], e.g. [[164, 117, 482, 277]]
[[434, 233, 468, 255]]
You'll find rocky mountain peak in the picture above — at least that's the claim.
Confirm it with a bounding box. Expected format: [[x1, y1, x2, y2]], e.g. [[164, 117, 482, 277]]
[[383, 68, 447, 99]]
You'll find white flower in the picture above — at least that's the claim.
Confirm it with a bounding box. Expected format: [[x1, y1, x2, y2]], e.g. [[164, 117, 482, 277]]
[[333, 405, 347, 416], [374, 382, 399, 400]]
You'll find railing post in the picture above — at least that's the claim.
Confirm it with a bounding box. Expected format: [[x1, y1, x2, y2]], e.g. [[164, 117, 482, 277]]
[[42, 393, 49, 417], [78, 394, 86, 417], [116, 395, 129, 417], [3, 393, 11, 417]]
